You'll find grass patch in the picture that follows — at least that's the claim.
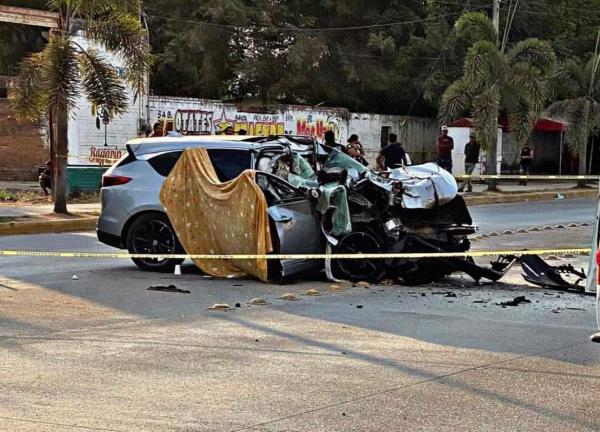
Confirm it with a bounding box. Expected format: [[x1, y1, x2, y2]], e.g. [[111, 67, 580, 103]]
[[0, 189, 18, 201], [0, 188, 100, 204]]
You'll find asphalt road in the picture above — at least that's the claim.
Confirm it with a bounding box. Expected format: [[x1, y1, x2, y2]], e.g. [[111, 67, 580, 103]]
[[471, 198, 596, 233], [1, 202, 600, 431]]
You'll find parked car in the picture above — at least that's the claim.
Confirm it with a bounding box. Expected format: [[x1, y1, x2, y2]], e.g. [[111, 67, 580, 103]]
[[98, 135, 510, 283]]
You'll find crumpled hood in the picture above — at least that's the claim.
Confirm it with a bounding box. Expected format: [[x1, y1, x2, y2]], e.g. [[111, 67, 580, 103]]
[[388, 163, 458, 209]]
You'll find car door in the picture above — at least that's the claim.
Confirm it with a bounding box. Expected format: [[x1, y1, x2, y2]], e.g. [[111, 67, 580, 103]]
[[255, 172, 325, 277]]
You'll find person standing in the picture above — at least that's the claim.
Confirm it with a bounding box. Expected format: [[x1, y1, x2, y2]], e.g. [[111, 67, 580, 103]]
[[376, 133, 407, 170], [519, 144, 534, 186], [323, 130, 346, 153], [436, 125, 454, 173], [39, 160, 53, 196], [346, 134, 368, 166], [458, 133, 480, 192]]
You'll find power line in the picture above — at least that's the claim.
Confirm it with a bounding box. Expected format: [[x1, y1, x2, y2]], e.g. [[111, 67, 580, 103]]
[[146, 9, 482, 33]]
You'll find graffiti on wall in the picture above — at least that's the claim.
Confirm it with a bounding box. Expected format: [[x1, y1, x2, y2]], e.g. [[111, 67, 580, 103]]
[[174, 110, 214, 134], [88, 147, 123, 165], [153, 106, 343, 139], [293, 113, 341, 140], [212, 110, 286, 136]]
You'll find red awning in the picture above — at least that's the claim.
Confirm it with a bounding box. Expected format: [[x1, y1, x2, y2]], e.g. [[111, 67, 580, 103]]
[[447, 118, 474, 128], [448, 117, 567, 133], [534, 118, 568, 133]]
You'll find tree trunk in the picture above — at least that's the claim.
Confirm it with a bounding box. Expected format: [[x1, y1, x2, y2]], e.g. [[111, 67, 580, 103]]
[[577, 104, 591, 187], [48, 108, 57, 202], [53, 107, 69, 214], [486, 124, 499, 192], [577, 140, 589, 188]]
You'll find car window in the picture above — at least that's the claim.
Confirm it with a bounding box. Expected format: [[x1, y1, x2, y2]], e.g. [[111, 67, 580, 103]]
[[147, 149, 251, 180], [256, 172, 304, 205], [148, 151, 182, 177], [207, 149, 252, 182]]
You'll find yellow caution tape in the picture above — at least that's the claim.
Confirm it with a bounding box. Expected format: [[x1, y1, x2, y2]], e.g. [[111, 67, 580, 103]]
[[454, 175, 600, 180], [0, 248, 590, 260]]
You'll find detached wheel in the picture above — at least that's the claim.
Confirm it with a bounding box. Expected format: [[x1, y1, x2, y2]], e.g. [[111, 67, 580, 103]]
[[126, 212, 184, 272], [331, 231, 385, 282]]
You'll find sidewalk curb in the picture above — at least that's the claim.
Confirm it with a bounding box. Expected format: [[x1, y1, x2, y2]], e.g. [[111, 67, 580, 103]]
[[0, 217, 97, 237], [464, 189, 597, 206]]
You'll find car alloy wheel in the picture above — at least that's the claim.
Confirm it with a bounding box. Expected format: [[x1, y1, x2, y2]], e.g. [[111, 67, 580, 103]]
[[126, 212, 184, 272]]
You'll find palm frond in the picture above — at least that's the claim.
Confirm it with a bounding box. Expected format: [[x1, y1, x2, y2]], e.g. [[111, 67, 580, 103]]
[[507, 97, 536, 146], [438, 78, 472, 125], [585, 55, 600, 99], [75, 0, 139, 15], [472, 88, 500, 151], [509, 63, 549, 115], [43, 35, 80, 113], [77, 47, 128, 117], [84, 3, 152, 99], [10, 52, 48, 121], [463, 40, 505, 92], [551, 60, 584, 100], [507, 39, 556, 73], [549, 98, 591, 153], [455, 12, 496, 44]]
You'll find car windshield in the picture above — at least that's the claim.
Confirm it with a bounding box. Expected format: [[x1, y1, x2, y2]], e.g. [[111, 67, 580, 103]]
[[323, 148, 370, 175]]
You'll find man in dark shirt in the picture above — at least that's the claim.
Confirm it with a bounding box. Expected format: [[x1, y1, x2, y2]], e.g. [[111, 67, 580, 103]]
[[323, 130, 346, 153], [458, 133, 480, 192], [377, 133, 407, 170], [436, 125, 454, 173], [519, 145, 534, 185]]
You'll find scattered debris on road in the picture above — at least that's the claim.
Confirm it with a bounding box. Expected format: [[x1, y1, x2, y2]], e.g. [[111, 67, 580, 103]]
[[520, 254, 586, 293], [147, 285, 191, 294], [497, 296, 532, 307]]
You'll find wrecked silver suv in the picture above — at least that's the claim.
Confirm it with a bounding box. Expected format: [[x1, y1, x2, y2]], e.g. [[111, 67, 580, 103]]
[[99, 135, 512, 284], [255, 136, 513, 284]]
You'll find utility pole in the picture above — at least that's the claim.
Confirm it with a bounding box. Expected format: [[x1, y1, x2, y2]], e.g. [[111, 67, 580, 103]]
[[493, 0, 500, 45]]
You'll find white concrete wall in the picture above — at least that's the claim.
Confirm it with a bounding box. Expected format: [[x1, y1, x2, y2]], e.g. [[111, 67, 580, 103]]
[[448, 126, 503, 175], [147, 96, 349, 142], [68, 35, 147, 166], [347, 113, 439, 164], [63, 50, 440, 168]]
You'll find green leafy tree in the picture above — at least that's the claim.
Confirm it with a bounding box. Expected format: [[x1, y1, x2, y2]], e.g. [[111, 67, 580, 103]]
[[439, 11, 556, 190], [10, 0, 151, 214], [548, 32, 600, 178]]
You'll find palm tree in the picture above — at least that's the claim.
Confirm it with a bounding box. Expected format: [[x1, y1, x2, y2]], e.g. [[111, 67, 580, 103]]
[[439, 12, 556, 191], [547, 31, 600, 180], [10, 0, 151, 213]]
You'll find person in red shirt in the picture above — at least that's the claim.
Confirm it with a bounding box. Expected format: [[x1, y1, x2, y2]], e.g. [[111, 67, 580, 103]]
[[436, 125, 454, 173]]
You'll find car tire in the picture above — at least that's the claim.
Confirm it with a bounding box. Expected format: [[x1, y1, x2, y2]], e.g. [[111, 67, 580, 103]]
[[126, 212, 184, 272], [331, 229, 386, 283]]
